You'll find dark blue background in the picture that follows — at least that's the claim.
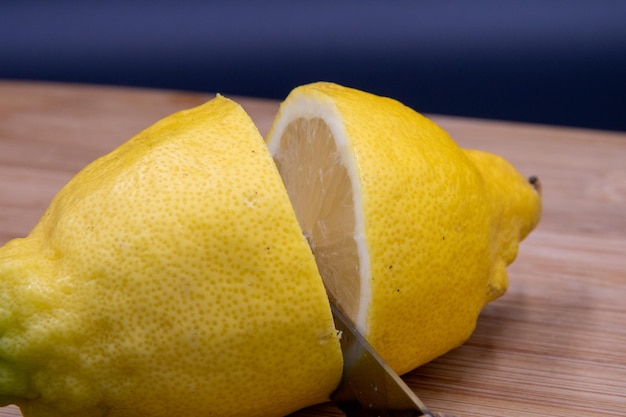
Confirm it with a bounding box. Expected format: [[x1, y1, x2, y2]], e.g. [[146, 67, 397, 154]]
[[2, 1, 625, 131]]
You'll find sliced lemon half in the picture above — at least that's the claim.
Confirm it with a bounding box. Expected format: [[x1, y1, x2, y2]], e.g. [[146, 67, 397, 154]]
[[267, 82, 541, 374]]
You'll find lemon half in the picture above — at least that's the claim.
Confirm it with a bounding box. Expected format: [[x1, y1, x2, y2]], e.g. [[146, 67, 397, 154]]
[[267, 82, 541, 374], [0, 96, 343, 417]]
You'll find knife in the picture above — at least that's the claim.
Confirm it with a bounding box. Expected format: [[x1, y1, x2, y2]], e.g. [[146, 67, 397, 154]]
[[330, 303, 454, 417]]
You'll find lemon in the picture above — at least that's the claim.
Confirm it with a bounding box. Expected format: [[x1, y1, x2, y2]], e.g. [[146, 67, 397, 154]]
[[266, 82, 541, 374], [0, 83, 541, 417], [0, 96, 343, 417]]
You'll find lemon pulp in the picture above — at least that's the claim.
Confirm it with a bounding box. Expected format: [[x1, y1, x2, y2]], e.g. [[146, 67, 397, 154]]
[[273, 117, 362, 320]]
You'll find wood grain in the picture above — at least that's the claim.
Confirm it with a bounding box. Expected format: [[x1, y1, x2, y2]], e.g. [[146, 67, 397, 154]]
[[1, 80, 625, 417]]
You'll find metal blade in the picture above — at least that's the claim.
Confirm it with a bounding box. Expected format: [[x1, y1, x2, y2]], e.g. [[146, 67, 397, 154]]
[[329, 303, 436, 417]]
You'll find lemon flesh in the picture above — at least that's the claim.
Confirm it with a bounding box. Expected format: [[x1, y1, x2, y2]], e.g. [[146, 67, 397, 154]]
[[0, 96, 343, 417], [267, 82, 542, 374], [273, 118, 362, 320]]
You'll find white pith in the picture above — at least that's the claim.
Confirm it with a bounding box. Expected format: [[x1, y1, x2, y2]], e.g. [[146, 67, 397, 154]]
[[267, 94, 371, 335]]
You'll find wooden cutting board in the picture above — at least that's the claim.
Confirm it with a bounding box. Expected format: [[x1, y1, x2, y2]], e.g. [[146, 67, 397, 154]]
[[1, 81, 624, 417]]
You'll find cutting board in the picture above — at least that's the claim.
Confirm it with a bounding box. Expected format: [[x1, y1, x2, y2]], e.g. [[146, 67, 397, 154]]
[[0, 81, 625, 417]]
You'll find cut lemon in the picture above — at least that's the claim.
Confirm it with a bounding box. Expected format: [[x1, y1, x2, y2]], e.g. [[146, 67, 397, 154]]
[[0, 95, 343, 417], [0, 83, 541, 417], [267, 82, 541, 374]]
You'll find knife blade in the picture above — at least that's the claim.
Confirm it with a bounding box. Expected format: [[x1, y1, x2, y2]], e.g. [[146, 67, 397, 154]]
[[330, 303, 450, 417]]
